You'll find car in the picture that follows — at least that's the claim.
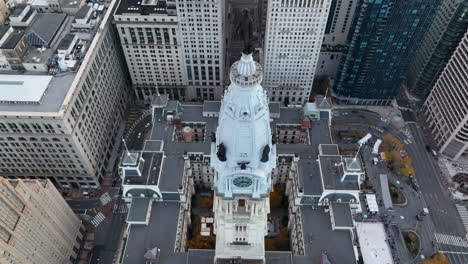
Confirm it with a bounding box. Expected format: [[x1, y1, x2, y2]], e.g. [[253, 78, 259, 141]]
[[145, 123, 151, 128], [137, 132, 142, 139], [373, 157, 379, 165]]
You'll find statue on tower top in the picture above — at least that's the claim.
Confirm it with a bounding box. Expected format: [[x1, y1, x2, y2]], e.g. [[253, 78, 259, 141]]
[[235, 9, 254, 54]]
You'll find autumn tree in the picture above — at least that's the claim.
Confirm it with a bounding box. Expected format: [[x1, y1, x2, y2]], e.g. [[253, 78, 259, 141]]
[[423, 253, 449, 264], [265, 238, 277, 251], [270, 185, 285, 208], [199, 197, 213, 209]]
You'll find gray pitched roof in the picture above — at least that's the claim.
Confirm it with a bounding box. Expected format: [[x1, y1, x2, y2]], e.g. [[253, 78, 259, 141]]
[[26, 13, 67, 47]]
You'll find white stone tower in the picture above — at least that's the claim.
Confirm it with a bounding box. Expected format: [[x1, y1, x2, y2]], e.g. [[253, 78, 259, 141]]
[[211, 50, 277, 263]]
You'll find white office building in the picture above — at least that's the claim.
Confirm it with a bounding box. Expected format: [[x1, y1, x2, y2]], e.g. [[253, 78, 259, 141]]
[[424, 29, 468, 161], [263, 0, 332, 104], [114, 0, 224, 103]]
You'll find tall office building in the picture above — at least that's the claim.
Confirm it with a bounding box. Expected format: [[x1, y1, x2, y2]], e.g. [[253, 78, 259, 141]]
[[211, 51, 276, 263], [0, 177, 84, 264], [333, 0, 440, 105], [263, 0, 332, 104], [407, 0, 468, 98], [114, 0, 225, 103], [225, 0, 268, 74], [316, 0, 358, 77], [0, 1, 130, 188], [423, 30, 468, 161]]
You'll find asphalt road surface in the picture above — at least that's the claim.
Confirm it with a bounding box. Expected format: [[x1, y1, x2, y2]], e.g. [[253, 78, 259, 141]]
[[333, 109, 468, 263], [406, 123, 468, 263]]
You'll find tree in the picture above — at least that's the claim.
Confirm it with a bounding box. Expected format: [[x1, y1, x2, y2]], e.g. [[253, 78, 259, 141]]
[[265, 238, 277, 251], [270, 185, 285, 208], [401, 157, 415, 176], [199, 197, 213, 209], [423, 253, 449, 264], [384, 151, 393, 162]]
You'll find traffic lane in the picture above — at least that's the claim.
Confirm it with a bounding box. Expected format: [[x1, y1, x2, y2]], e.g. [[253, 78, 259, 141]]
[[67, 198, 101, 209], [94, 212, 127, 264], [407, 142, 460, 235], [361, 149, 431, 263], [407, 124, 466, 236]]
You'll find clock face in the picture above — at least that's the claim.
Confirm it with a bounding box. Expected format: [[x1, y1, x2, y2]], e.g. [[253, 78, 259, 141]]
[[233, 176, 253, 188]]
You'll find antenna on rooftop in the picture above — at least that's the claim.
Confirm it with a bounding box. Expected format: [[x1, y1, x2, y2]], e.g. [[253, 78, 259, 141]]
[[354, 143, 362, 161], [122, 138, 130, 156], [155, 85, 160, 97]]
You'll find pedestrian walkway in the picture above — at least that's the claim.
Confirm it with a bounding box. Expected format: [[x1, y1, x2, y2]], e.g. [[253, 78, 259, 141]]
[[91, 212, 106, 227], [456, 205, 468, 233], [99, 192, 112, 206], [435, 233, 468, 248]]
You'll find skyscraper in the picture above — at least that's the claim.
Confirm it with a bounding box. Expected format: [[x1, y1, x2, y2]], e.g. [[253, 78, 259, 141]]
[[333, 0, 441, 105], [316, 0, 358, 77], [211, 50, 276, 262], [407, 0, 468, 98], [263, 0, 332, 104], [0, 1, 130, 188], [0, 177, 84, 264], [423, 29, 468, 161], [114, 0, 225, 102]]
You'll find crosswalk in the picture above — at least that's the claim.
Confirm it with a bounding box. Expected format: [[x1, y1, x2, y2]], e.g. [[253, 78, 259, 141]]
[[435, 233, 468, 248], [456, 205, 468, 233], [100, 192, 112, 206], [91, 212, 106, 227]]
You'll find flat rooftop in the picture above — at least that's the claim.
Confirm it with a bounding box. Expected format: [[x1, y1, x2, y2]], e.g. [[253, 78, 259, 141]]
[[127, 197, 151, 222], [301, 207, 356, 264], [1, 31, 24, 49], [202, 101, 220, 113], [123, 201, 181, 264], [330, 203, 354, 228], [0, 75, 52, 104], [158, 156, 185, 192], [356, 222, 394, 264], [124, 152, 163, 185], [115, 0, 176, 16], [319, 155, 359, 190], [298, 155, 323, 196], [23, 46, 55, 64]]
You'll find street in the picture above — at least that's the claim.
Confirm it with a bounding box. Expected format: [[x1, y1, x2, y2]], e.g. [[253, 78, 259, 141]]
[[334, 108, 468, 263], [406, 123, 468, 264]]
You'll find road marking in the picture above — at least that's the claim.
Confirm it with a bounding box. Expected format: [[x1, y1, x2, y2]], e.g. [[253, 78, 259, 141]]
[[439, 251, 468, 255], [456, 205, 468, 233], [435, 233, 468, 248], [91, 212, 106, 227]]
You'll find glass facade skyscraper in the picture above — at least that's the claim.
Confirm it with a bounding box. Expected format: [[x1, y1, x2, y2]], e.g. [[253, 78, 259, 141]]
[[407, 0, 468, 98], [333, 0, 441, 105]]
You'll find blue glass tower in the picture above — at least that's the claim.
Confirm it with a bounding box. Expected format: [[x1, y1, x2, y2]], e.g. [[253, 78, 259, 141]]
[[333, 0, 441, 105]]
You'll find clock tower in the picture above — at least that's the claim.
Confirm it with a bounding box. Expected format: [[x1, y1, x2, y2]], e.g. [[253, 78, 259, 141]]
[[211, 49, 276, 263]]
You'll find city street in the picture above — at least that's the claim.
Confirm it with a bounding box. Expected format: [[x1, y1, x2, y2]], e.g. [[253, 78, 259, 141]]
[[362, 146, 436, 263], [406, 123, 468, 264], [333, 108, 468, 263], [90, 203, 128, 264]]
